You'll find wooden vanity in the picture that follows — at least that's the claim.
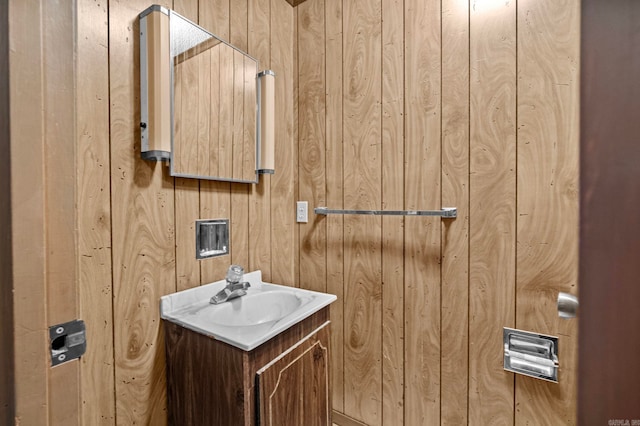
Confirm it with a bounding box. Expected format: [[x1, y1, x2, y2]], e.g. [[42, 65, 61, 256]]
[[164, 307, 331, 425]]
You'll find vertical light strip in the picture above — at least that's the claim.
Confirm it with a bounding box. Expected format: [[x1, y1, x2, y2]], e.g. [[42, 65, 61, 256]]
[[258, 70, 276, 174]]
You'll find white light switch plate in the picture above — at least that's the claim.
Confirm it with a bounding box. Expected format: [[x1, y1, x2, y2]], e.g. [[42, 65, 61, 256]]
[[296, 201, 308, 223]]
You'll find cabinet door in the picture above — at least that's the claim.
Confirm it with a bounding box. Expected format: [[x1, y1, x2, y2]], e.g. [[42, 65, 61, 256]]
[[256, 321, 330, 426]]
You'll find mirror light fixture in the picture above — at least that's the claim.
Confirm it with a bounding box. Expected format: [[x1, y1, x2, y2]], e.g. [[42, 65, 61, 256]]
[[139, 5, 171, 161], [257, 70, 275, 174]]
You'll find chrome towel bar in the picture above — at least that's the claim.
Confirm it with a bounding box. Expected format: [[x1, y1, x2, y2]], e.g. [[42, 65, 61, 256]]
[[314, 207, 457, 218]]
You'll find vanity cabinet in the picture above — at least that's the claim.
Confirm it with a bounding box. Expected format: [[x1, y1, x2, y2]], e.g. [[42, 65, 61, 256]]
[[164, 307, 331, 425]]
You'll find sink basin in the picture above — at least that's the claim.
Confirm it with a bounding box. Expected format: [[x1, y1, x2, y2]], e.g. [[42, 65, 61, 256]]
[[200, 290, 309, 327], [160, 271, 336, 351]]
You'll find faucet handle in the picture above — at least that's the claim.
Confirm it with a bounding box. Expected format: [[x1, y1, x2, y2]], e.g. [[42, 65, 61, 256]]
[[226, 265, 244, 283]]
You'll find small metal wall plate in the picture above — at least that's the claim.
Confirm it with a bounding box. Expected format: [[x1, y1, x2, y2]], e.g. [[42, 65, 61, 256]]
[[50, 320, 87, 366], [503, 327, 559, 383]]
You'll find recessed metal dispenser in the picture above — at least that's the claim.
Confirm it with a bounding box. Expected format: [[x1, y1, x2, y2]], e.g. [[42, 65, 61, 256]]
[[196, 219, 229, 259], [503, 327, 559, 383]]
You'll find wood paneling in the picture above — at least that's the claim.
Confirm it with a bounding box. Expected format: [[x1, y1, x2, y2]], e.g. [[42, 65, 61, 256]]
[[404, 0, 442, 424], [248, 0, 272, 281], [270, 0, 296, 287], [0, 0, 12, 422], [342, 1, 383, 425], [516, 0, 580, 424], [230, 0, 251, 272], [298, 0, 326, 295], [77, 0, 116, 423], [381, 0, 405, 421], [44, 0, 81, 420], [199, 0, 234, 286], [441, 0, 470, 424], [469, 1, 516, 424], [110, 0, 175, 423], [299, 1, 578, 426], [325, 0, 345, 414], [10, 0, 63, 424]]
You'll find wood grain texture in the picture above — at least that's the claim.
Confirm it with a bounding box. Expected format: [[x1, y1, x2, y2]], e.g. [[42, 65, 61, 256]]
[[342, 2, 383, 425], [165, 322, 247, 425], [165, 309, 329, 425], [248, 0, 272, 281], [516, 0, 580, 424], [9, 1, 48, 423], [109, 1, 175, 424], [257, 324, 330, 426], [200, 0, 230, 40], [298, 0, 327, 294], [76, 0, 116, 423], [174, 0, 201, 294], [229, 0, 251, 271], [0, 0, 12, 422], [440, 0, 470, 424], [42, 0, 81, 423], [197, 49, 211, 177], [381, 0, 404, 423], [270, 0, 296, 287], [469, 1, 517, 424], [403, 0, 442, 424], [324, 0, 345, 414], [199, 0, 234, 286]]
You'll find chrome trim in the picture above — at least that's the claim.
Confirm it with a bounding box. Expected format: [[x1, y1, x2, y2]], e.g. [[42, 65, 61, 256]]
[[257, 69, 276, 78], [314, 207, 457, 218], [139, 4, 169, 19]]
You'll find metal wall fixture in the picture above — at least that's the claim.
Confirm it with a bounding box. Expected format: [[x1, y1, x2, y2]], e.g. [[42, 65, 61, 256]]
[[503, 327, 559, 383], [196, 219, 230, 259], [314, 207, 457, 218], [50, 320, 87, 366], [257, 70, 276, 174], [557, 292, 579, 319]]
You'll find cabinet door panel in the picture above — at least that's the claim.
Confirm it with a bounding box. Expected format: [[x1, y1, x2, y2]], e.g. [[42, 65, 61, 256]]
[[257, 322, 330, 426]]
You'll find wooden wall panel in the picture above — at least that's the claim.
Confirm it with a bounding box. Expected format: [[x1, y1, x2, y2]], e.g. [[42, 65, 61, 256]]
[[199, 0, 234, 285], [342, 2, 383, 425], [0, 0, 12, 422], [516, 0, 580, 424], [230, 0, 251, 269], [403, 0, 442, 424], [110, 0, 176, 424], [174, 0, 201, 294], [297, 0, 326, 294], [469, 1, 517, 424], [9, 0, 49, 423], [325, 0, 345, 413], [77, 0, 116, 423], [248, 0, 271, 280], [270, 0, 296, 287], [42, 0, 81, 423], [440, 0, 470, 424], [381, 0, 404, 423]]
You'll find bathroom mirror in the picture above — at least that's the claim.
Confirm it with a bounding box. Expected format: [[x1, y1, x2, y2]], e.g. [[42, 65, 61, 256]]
[[140, 6, 259, 183], [170, 11, 258, 183]]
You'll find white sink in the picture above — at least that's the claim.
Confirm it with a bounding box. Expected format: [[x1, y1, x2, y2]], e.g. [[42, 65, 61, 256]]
[[160, 271, 336, 351]]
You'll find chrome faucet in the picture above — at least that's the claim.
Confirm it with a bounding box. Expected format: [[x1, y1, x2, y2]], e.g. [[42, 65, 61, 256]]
[[210, 265, 251, 304]]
